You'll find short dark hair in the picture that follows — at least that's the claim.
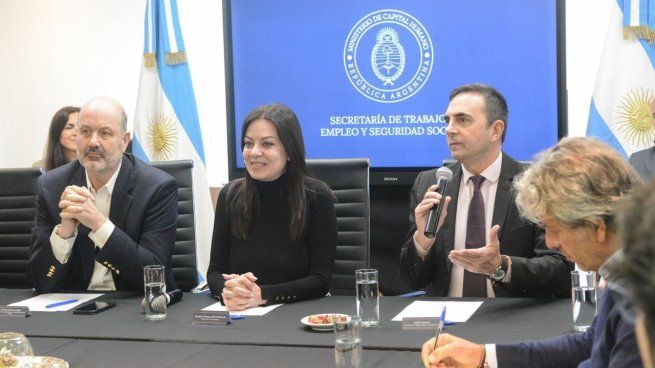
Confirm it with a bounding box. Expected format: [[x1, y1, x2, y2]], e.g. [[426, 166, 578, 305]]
[[231, 103, 309, 241], [44, 106, 81, 171], [449, 83, 508, 142], [617, 179, 655, 355]]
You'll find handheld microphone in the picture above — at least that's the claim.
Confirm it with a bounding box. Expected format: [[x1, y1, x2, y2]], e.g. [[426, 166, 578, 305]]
[[423, 167, 453, 238], [141, 289, 183, 313]]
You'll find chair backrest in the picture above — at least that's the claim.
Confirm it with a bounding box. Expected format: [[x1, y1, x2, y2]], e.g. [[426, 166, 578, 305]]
[[0, 167, 42, 288], [306, 158, 370, 295], [148, 160, 198, 291]]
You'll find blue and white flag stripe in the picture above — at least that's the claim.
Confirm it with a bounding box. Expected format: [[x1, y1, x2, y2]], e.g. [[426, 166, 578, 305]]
[[587, 101, 627, 157], [622, 0, 655, 41], [134, 0, 214, 284], [586, 0, 655, 157], [159, 0, 184, 54], [144, 0, 155, 55]]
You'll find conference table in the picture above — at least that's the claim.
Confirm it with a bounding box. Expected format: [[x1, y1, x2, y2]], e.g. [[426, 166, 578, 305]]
[[0, 289, 575, 367]]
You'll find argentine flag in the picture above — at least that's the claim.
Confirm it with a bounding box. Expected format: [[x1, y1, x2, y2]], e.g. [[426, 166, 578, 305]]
[[587, 0, 655, 157], [133, 0, 214, 284]]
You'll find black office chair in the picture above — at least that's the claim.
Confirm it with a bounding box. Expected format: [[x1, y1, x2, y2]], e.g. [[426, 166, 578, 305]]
[[149, 160, 198, 292], [0, 167, 42, 288], [306, 158, 370, 295]]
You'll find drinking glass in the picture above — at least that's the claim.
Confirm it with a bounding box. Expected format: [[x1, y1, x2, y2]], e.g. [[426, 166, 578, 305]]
[[144, 265, 167, 321], [571, 270, 597, 332], [334, 316, 362, 368], [0, 332, 34, 356], [355, 269, 379, 327]]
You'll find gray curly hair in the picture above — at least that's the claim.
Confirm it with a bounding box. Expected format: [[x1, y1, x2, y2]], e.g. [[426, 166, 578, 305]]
[[514, 137, 641, 229]]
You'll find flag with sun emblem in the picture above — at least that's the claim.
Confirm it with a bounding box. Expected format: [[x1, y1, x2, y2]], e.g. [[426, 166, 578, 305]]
[[586, 0, 655, 157], [132, 0, 214, 284]]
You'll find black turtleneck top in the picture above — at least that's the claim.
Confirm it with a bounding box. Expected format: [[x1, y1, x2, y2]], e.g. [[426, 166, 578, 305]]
[[206, 175, 337, 305]]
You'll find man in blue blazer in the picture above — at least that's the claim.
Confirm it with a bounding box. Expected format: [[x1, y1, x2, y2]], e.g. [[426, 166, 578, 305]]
[[421, 137, 643, 368], [29, 97, 177, 293]]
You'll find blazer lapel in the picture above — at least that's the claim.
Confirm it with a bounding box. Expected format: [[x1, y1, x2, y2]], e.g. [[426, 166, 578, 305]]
[[491, 153, 519, 240], [70, 163, 86, 187], [109, 155, 134, 231]]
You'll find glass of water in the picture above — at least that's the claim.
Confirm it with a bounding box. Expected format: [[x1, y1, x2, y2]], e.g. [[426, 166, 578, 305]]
[[355, 269, 379, 327], [571, 270, 597, 332], [144, 265, 167, 321], [334, 315, 362, 368], [0, 332, 34, 357]]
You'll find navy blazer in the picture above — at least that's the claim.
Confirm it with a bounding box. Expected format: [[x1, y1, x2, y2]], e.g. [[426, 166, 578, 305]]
[[29, 154, 178, 293], [496, 289, 642, 367], [399, 153, 572, 297], [629, 146, 655, 181]]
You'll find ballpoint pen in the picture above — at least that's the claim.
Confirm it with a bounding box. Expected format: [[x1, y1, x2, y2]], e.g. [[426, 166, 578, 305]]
[[45, 299, 79, 309], [433, 306, 447, 349], [230, 314, 246, 320]]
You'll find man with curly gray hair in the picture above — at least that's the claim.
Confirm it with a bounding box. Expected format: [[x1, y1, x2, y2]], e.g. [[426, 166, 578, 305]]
[[421, 137, 643, 368]]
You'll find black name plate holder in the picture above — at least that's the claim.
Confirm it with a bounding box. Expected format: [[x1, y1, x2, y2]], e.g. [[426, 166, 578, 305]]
[[401, 316, 440, 331], [0, 306, 31, 318], [193, 310, 229, 326]]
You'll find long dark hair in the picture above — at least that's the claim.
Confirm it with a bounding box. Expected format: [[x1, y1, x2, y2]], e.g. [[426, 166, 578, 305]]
[[43, 106, 80, 171], [229, 104, 309, 241]]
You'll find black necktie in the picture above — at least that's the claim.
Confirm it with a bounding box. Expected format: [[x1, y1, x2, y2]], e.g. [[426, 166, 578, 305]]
[[462, 175, 487, 297]]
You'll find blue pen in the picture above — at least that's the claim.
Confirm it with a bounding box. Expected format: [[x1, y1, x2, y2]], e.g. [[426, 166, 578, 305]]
[[45, 299, 79, 309], [398, 290, 426, 298], [433, 306, 447, 349], [230, 314, 245, 320]]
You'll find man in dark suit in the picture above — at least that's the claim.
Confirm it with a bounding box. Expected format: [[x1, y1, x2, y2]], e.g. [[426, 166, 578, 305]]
[[628, 98, 655, 181], [29, 97, 177, 293], [399, 83, 571, 298], [421, 137, 642, 368]]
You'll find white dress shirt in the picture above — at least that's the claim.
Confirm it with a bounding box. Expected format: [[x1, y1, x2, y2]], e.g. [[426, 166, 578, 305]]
[[50, 162, 122, 290]]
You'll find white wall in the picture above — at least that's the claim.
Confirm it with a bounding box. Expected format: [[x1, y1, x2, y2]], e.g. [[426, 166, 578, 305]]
[[0, 0, 613, 183], [0, 0, 227, 185]]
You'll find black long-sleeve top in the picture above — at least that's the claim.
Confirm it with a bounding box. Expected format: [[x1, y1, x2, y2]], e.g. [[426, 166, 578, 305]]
[[206, 175, 337, 305]]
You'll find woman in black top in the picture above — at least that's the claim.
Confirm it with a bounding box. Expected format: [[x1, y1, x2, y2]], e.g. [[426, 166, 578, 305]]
[[207, 103, 337, 311]]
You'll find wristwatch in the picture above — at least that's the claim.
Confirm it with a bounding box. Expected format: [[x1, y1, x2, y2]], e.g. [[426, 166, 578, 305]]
[[488, 255, 508, 282]]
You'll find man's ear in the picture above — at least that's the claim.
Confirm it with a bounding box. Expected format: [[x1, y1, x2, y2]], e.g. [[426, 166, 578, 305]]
[[595, 219, 607, 243], [490, 120, 505, 142], [122, 132, 131, 152]]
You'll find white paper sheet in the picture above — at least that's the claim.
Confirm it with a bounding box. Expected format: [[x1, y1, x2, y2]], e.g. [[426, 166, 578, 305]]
[[392, 301, 483, 322], [9, 293, 104, 312], [202, 302, 283, 316]]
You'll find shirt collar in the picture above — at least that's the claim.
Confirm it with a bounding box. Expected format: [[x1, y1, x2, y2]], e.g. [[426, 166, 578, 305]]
[[598, 249, 624, 285], [598, 249, 630, 296], [461, 151, 503, 184], [85, 160, 122, 195]]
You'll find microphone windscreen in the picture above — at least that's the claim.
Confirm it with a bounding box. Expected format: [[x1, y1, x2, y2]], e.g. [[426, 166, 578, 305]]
[[150, 295, 167, 313], [141, 289, 183, 313], [436, 166, 453, 181], [141, 294, 167, 313]]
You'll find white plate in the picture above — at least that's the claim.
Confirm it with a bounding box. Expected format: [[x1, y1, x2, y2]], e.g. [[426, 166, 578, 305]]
[[15, 356, 69, 368], [300, 313, 348, 331]]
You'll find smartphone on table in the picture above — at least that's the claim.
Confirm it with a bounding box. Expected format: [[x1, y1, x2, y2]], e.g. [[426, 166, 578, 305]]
[[73, 301, 116, 315]]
